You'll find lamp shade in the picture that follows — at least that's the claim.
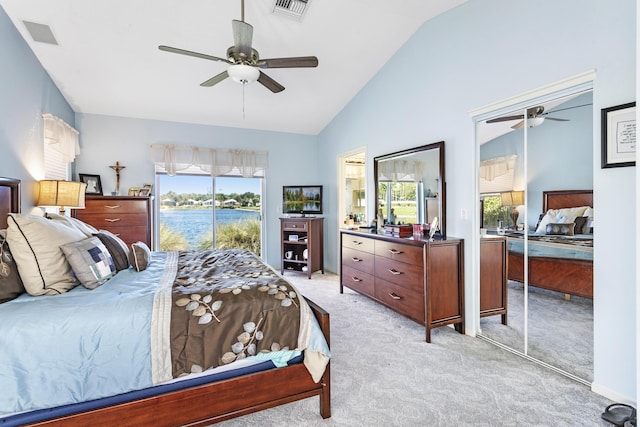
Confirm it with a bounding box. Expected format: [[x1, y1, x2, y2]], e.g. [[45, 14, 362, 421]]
[[500, 190, 525, 206], [37, 180, 86, 209]]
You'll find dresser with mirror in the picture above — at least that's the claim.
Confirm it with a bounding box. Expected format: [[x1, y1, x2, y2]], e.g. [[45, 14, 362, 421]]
[[340, 142, 465, 342]]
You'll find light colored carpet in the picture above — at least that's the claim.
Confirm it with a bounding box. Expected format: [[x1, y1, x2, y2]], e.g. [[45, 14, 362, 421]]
[[480, 281, 593, 382], [216, 273, 613, 427]]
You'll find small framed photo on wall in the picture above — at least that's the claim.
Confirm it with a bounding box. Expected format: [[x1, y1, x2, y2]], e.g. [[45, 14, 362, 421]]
[[601, 102, 636, 168]]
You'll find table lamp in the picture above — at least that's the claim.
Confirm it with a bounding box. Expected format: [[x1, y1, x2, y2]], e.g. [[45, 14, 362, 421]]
[[501, 190, 525, 229], [36, 180, 86, 215]]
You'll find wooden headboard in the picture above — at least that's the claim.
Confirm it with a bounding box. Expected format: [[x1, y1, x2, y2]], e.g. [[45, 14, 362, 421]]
[[542, 189, 593, 212], [0, 177, 21, 229]]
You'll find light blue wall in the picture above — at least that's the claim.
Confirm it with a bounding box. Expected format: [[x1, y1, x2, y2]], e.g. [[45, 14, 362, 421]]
[[74, 113, 319, 267], [0, 6, 75, 208], [481, 93, 594, 228], [317, 0, 636, 402]]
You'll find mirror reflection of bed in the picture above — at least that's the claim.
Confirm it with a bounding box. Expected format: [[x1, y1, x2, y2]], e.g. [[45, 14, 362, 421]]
[[477, 91, 594, 383]]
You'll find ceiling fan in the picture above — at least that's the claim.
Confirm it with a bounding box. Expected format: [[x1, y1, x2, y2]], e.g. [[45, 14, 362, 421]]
[[486, 105, 585, 130], [158, 0, 318, 93]]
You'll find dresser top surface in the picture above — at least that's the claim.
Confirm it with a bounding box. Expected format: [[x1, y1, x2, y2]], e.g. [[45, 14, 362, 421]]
[[85, 195, 151, 201], [341, 229, 462, 246]]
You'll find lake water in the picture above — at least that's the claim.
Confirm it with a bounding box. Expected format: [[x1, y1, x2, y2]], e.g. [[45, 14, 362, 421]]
[[160, 209, 260, 248]]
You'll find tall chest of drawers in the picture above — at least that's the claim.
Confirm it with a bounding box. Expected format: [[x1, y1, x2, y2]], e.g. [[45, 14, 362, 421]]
[[73, 196, 153, 248], [341, 230, 464, 342]]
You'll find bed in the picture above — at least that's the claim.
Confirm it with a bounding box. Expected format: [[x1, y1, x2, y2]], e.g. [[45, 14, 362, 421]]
[[507, 190, 593, 299], [0, 177, 331, 426]]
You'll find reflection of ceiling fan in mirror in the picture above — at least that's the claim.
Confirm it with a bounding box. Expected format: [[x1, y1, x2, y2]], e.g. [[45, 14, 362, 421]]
[[486, 104, 590, 130], [158, 0, 318, 93]]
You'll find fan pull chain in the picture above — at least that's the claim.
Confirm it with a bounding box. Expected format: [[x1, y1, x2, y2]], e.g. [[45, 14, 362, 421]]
[[242, 83, 246, 119]]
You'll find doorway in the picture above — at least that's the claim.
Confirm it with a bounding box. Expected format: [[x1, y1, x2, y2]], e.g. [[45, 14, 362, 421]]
[[474, 77, 594, 383], [338, 149, 367, 227]]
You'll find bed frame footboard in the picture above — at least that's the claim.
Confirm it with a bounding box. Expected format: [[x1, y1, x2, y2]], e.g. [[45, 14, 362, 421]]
[[27, 298, 331, 427]]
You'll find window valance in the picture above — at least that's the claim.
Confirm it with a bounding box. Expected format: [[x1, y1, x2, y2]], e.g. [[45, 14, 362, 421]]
[[42, 114, 80, 163], [377, 159, 424, 182], [479, 155, 517, 194], [151, 144, 268, 178]]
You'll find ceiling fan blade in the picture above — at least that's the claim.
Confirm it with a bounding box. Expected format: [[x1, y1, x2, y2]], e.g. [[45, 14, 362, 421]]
[[511, 120, 525, 130], [257, 71, 285, 93], [486, 114, 524, 124], [159, 45, 231, 63], [545, 117, 570, 122], [544, 103, 592, 115], [257, 56, 319, 69], [200, 71, 229, 87], [232, 20, 253, 56]]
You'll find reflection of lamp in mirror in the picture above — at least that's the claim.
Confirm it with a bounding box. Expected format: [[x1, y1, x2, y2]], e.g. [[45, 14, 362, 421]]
[[501, 190, 525, 229], [36, 180, 86, 215]]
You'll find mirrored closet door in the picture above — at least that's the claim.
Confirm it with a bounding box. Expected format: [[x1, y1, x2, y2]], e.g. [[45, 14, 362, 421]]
[[477, 89, 594, 383]]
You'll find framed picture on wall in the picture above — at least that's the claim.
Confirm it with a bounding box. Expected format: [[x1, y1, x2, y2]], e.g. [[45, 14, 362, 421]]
[[601, 102, 636, 168], [79, 174, 103, 195]]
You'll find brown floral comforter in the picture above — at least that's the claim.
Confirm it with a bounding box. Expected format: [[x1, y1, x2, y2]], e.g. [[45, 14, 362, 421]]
[[163, 249, 304, 378]]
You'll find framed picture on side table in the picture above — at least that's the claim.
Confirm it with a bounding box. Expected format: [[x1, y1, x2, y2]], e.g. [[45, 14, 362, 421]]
[[601, 102, 636, 168], [79, 174, 103, 195]]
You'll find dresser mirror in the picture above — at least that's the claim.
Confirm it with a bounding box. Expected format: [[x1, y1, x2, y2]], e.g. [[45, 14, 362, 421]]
[[374, 141, 445, 238]]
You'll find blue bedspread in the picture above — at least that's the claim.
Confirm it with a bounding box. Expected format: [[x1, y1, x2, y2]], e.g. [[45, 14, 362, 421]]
[[507, 233, 593, 261], [0, 253, 167, 415], [0, 251, 329, 417]]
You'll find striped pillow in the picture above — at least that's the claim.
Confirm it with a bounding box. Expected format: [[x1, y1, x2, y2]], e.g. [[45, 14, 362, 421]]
[[94, 230, 130, 271], [129, 241, 151, 272]]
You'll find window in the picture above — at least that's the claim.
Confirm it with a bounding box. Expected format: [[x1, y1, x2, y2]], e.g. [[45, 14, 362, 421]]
[[480, 194, 511, 229], [43, 140, 70, 180]]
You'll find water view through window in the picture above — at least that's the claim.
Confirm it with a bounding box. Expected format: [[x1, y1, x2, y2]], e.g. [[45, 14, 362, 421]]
[[158, 175, 261, 254]]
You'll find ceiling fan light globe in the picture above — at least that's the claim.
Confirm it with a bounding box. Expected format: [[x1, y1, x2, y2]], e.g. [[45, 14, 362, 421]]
[[228, 64, 259, 85], [528, 117, 545, 128]]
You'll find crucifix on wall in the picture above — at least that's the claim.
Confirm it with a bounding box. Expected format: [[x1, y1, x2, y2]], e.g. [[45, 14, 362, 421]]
[[109, 161, 126, 195]]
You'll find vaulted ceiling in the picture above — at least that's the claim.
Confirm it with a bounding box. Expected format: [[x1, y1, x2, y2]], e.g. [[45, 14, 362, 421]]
[[1, 0, 468, 135]]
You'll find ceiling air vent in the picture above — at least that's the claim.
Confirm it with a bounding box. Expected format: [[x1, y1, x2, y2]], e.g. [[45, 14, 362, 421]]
[[272, 0, 311, 21], [22, 21, 58, 45]]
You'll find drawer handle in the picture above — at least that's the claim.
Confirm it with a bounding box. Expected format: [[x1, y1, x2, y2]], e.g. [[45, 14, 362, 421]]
[[388, 249, 403, 255], [350, 276, 362, 282], [105, 205, 121, 209], [351, 257, 362, 262], [387, 269, 402, 275], [388, 292, 402, 300], [105, 218, 121, 223], [351, 240, 362, 245]]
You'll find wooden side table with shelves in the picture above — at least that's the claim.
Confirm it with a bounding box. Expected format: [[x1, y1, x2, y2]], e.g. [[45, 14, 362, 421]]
[[280, 217, 324, 279]]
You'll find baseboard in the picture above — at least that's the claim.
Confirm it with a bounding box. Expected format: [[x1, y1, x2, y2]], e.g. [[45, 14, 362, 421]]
[[591, 382, 636, 405]]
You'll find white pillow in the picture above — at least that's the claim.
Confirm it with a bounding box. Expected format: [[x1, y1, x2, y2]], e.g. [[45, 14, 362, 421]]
[[45, 213, 98, 237], [535, 206, 588, 234], [6, 213, 85, 296]]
